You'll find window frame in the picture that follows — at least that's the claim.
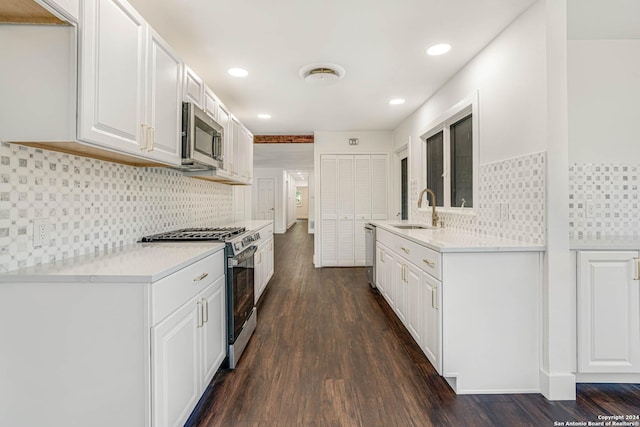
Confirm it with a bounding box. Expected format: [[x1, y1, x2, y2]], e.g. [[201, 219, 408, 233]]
[[419, 91, 479, 213]]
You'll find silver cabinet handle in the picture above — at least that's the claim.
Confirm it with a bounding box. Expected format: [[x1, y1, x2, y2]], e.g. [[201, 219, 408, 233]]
[[423, 258, 435, 268], [193, 272, 209, 282], [634, 257, 640, 281], [401, 247, 410, 254], [196, 300, 203, 328], [203, 298, 209, 323]]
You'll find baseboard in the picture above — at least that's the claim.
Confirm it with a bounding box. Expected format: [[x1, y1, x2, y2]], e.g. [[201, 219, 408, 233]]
[[576, 373, 640, 383], [539, 369, 576, 400]]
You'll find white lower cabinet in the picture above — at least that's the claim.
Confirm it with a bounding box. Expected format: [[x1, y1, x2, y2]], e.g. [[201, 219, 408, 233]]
[[152, 275, 226, 427], [375, 226, 541, 394], [0, 248, 226, 427], [422, 271, 442, 374], [254, 225, 275, 304], [577, 251, 640, 376]]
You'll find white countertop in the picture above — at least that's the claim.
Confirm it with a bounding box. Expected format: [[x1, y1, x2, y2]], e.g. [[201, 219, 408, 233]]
[[570, 237, 640, 251], [0, 242, 225, 284], [371, 221, 545, 253]]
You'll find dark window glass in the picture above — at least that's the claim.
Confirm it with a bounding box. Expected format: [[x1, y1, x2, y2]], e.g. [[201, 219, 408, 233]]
[[401, 158, 408, 220], [450, 115, 473, 207], [426, 131, 444, 206]]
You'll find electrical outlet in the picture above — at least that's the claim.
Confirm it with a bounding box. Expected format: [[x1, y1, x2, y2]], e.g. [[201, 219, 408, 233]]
[[33, 218, 49, 247], [501, 203, 510, 221], [585, 201, 595, 218]]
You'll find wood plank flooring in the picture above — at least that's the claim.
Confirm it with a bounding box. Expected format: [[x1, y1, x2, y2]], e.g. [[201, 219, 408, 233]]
[[194, 221, 640, 427]]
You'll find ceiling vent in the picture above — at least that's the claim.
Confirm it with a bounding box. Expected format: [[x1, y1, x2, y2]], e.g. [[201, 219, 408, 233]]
[[299, 63, 346, 85]]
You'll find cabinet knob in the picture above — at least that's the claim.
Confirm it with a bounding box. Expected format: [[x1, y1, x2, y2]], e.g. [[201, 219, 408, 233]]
[[634, 257, 640, 281], [401, 247, 410, 254], [423, 258, 435, 268]]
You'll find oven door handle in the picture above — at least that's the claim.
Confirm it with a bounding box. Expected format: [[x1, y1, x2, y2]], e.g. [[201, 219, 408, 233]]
[[228, 246, 257, 267]]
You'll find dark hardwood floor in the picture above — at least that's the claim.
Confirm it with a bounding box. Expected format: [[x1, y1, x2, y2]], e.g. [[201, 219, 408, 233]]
[[194, 220, 640, 426]]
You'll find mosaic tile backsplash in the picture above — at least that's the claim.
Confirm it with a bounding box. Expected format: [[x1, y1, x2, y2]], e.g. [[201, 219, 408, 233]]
[[569, 163, 640, 240], [0, 143, 233, 272], [411, 152, 546, 244]]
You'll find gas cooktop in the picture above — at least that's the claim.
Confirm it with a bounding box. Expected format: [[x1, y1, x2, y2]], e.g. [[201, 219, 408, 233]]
[[139, 227, 246, 242]]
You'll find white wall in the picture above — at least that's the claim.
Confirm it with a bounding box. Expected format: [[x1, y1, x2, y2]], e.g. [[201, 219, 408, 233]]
[[568, 40, 640, 162], [393, 1, 547, 171]]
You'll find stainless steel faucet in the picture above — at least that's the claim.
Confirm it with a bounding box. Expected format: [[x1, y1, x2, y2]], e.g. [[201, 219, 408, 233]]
[[417, 188, 440, 227]]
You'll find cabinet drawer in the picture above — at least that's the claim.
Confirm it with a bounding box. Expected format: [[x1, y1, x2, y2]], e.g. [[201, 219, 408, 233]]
[[393, 237, 441, 281], [152, 250, 225, 325]]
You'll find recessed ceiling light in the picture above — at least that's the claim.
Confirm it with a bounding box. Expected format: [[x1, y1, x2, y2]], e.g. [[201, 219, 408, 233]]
[[257, 113, 271, 119], [426, 43, 451, 56], [228, 67, 248, 77], [389, 98, 406, 105]]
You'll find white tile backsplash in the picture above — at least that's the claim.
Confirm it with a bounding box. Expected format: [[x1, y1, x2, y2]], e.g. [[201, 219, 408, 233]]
[[411, 151, 546, 244], [0, 142, 233, 272], [569, 163, 640, 240]]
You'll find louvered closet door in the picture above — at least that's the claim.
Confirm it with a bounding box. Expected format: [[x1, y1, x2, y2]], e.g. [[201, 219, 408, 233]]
[[320, 155, 338, 266], [371, 155, 389, 220], [354, 155, 371, 266], [337, 155, 355, 266]]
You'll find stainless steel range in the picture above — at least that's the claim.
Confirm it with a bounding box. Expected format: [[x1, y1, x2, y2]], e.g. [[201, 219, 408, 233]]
[[140, 226, 261, 369]]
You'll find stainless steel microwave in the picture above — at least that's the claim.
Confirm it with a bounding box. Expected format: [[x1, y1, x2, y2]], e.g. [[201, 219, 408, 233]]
[[180, 102, 224, 171]]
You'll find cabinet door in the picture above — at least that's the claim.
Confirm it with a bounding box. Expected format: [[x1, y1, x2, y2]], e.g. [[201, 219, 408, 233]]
[[204, 87, 217, 120], [254, 245, 265, 304], [578, 251, 640, 373], [217, 104, 231, 172], [145, 27, 181, 166], [371, 154, 388, 220], [183, 65, 203, 108], [422, 271, 442, 374], [337, 155, 354, 266], [201, 276, 226, 386], [151, 298, 201, 427], [320, 155, 338, 266], [382, 248, 395, 307], [231, 118, 246, 176], [266, 237, 274, 283], [393, 258, 407, 324], [406, 262, 424, 347], [79, 0, 145, 153], [375, 243, 385, 292]]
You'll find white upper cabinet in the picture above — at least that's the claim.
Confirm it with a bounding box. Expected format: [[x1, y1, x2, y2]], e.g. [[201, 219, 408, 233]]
[[183, 65, 204, 109], [145, 27, 182, 165], [204, 87, 218, 120], [79, 0, 181, 166], [79, 0, 146, 154]]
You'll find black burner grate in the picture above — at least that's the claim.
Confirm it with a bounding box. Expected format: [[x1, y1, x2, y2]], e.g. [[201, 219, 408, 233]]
[[140, 227, 246, 242]]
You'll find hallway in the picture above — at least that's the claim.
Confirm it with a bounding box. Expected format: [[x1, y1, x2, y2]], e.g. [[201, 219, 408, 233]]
[[195, 221, 640, 426]]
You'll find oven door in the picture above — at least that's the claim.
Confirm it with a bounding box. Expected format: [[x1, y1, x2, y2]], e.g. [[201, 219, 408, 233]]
[[227, 246, 256, 343]]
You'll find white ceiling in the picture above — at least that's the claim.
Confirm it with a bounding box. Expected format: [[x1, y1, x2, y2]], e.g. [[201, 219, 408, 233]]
[[129, 0, 535, 135], [568, 0, 640, 40]]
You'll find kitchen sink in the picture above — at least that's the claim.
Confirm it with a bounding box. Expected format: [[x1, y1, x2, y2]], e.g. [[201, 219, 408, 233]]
[[390, 224, 434, 230]]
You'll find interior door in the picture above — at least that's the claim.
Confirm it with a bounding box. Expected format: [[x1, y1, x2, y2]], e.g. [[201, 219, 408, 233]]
[[258, 178, 275, 221]]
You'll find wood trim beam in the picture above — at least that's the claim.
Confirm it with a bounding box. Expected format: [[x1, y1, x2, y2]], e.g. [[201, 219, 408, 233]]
[[253, 135, 314, 144]]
